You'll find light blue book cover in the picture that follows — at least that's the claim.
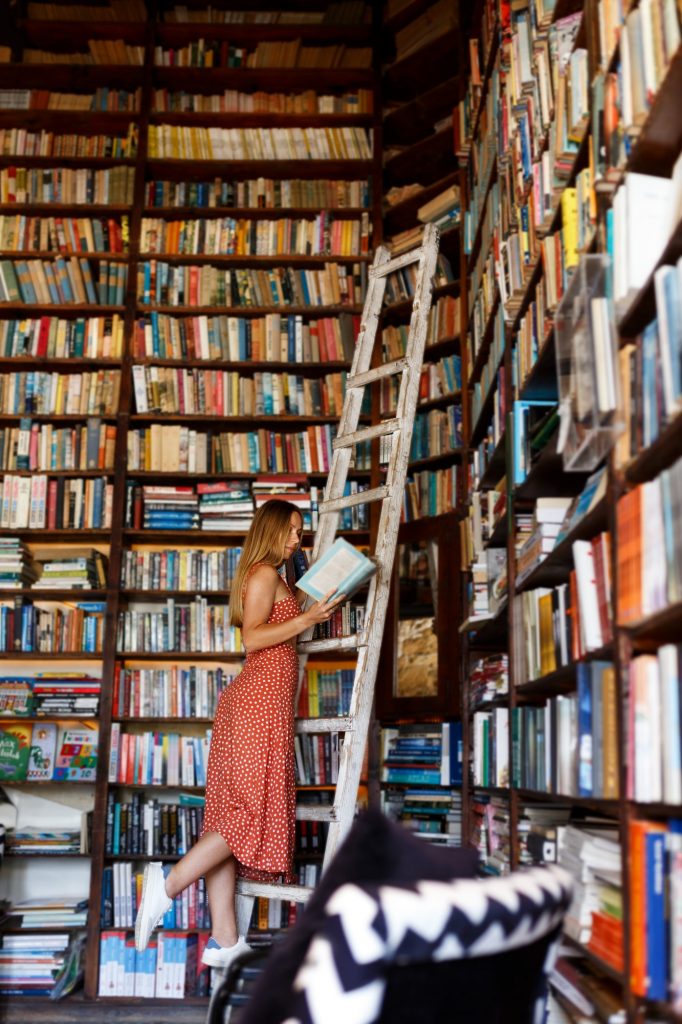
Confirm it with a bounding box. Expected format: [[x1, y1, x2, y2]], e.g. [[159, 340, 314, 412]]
[[295, 537, 376, 601]]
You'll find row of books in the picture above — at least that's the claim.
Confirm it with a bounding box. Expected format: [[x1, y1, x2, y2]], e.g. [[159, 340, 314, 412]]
[[296, 665, 354, 718], [0, 474, 113, 530], [116, 601, 244, 655], [107, 725, 212, 786], [470, 793, 510, 876], [0, 673, 101, 717], [558, 822, 622, 968], [402, 466, 459, 521], [0, 215, 129, 254], [0, 599, 106, 654], [120, 546, 242, 592], [514, 496, 573, 584], [384, 254, 455, 306], [410, 406, 463, 462], [0, 314, 125, 359], [0, 126, 139, 159], [628, 646, 682, 806], [35, 548, 108, 589], [24, 41, 144, 65], [105, 792, 205, 857], [294, 731, 340, 786], [113, 666, 236, 721], [147, 124, 372, 161], [0, 420, 116, 473], [4, 817, 86, 855], [137, 260, 366, 308], [133, 311, 359, 363], [379, 353, 462, 415], [130, 366, 349, 417], [381, 787, 462, 847], [145, 176, 371, 211], [516, 535, 612, 681], [616, 254, 682, 467], [471, 307, 505, 428], [616, 453, 682, 624], [0, 87, 141, 113], [160, 4, 369, 23], [0, 166, 135, 206], [138, 213, 370, 257], [152, 40, 371, 70], [512, 662, 618, 799], [381, 298, 461, 361], [0, 255, 128, 306], [0, 721, 97, 781], [124, 427, 369, 481], [98, 930, 204, 999], [152, 87, 374, 114], [0, 370, 121, 415]]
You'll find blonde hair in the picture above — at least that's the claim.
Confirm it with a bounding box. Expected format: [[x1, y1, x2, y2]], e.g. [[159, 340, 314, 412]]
[[229, 499, 302, 627]]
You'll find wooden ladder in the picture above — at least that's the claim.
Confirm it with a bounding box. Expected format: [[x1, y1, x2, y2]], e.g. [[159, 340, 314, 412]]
[[235, 222, 441, 930]]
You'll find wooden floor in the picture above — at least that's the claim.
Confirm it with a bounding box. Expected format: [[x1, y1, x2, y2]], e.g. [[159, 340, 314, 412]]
[[0, 993, 209, 1023]]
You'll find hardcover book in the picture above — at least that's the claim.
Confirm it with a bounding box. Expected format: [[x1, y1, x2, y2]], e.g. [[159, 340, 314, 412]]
[[295, 537, 376, 601]]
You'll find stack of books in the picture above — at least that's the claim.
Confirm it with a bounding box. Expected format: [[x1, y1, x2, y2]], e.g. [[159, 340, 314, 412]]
[[469, 653, 509, 708], [559, 824, 622, 951], [253, 474, 317, 530], [197, 481, 254, 531], [0, 931, 72, 997], [31, 673, 101, 716], [0, 540, 38, 589], [141, 486, 199, 531], [515, 498, 573, 584], [34, 548, 107, 590]]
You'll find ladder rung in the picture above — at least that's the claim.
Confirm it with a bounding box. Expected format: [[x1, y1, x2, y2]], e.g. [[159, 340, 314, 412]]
[[333, 418, 399, 449], [236, 879, 313, 903], [348, 357, 408, 388], [296, 804, 337, 822], [321, 485, 389, 513], [297, 635, 362, 655], [296, 716, 353, 734], [370, 247, 423, 278]]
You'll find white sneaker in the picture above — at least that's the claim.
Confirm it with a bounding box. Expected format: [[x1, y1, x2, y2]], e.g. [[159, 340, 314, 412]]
[[135, 861, 172, 952], [201, 935, 252, 969]]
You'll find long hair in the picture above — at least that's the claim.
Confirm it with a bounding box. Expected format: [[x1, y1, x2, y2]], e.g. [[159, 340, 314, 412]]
[[229, 499, 302, 627]]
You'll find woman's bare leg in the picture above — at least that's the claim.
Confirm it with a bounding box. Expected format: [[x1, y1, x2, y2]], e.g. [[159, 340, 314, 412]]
[[204, 855, 238, 946], [165, 831, 232, 898]]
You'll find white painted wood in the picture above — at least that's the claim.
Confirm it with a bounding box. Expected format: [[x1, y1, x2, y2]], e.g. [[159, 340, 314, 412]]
[[234, 226, 440, 930], [348, 357, 408, 388], [332, 418, 399, 449], [320, 485, 389, 513], [296, 635, 360, 654], [369, 246, 423, 277], [296, 716, 353, 734], [237, 880, 313, 902]]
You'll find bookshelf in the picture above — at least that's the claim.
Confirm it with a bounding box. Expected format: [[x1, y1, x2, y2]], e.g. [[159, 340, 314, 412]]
[[0, 0, 379, 1016], [458, 0, 682, 1020]]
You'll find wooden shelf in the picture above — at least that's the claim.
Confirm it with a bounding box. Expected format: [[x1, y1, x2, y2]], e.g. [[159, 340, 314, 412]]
[[146, 157, 373, 176], [0, 469, 114, 479], [147, 111, 374, 128], [152, 67, 374, 90], [0, 651, 103, 660], [155, 22, 373, 44], [143, 205, 370, 219], [383, 124, 456, 189], [459, 602, 508, 649], [406, 449, 464, 472], [135, 252, 373, 266], [123, 528, 369, 543], [128, 412, 355, 426], [0, 530, 112, 540], [626, 600, 682, 648], [513, 431, 590, 502], [514, 642, 614, 700], [516, 789, 620, 817], [515, 494, 609, 592], [560, 935, 625, 987], [478, 432, 506, 490], [383, 76, 459, 148], [623, 408, 682, 486], [130, 357, 352, 372], [0, 590, 108, 600], [136, 302, 364, 316], [383, 29, 460, 102]]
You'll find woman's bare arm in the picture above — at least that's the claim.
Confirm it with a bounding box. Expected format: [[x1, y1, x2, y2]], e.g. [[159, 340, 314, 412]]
[[241, 565, 344, 653]]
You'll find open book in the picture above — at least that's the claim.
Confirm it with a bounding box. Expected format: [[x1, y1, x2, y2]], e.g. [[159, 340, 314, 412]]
[[295, 538, 376, 602]]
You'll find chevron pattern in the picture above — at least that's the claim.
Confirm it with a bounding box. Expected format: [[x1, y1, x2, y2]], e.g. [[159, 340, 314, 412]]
[[285, 865, 574, 1024]]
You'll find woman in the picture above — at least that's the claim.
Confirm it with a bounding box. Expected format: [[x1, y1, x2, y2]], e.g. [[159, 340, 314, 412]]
[[134, 499, 344, 967]]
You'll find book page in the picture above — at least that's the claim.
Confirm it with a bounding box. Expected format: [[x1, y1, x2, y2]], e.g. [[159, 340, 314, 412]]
[[309, 547, 361, 593]]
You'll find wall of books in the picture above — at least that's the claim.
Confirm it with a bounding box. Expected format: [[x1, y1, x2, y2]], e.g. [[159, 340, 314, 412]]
[[457, 0, 682, 1020], [0, 0, 379, 1013]]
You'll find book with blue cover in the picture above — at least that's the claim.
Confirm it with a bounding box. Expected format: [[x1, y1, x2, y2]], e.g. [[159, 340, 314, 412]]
[[295, 537, 376, 602]]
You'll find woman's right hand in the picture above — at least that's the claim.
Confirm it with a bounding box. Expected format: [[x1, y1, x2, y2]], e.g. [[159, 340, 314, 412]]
[[300, 589, 346, 629]]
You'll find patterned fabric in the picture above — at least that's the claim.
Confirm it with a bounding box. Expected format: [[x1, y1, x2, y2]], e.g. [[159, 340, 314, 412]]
[[283, 865, 574, 1024], [201, 564, 299, 882]]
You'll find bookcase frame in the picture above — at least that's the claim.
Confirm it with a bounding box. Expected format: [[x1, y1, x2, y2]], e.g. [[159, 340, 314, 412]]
[[457, 3, 682, 1021], [0, 0, 382, 1017]]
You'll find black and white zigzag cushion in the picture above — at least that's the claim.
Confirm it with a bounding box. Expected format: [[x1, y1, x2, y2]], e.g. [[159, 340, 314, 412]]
[[284, 865, 573, 1024]]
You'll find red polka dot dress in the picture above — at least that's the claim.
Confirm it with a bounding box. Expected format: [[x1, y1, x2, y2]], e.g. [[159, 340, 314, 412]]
[[201, 564, 299, 882]]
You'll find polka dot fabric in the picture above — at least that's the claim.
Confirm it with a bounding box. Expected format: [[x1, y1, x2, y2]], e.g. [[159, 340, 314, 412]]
[[201, 564, 299, 883]]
